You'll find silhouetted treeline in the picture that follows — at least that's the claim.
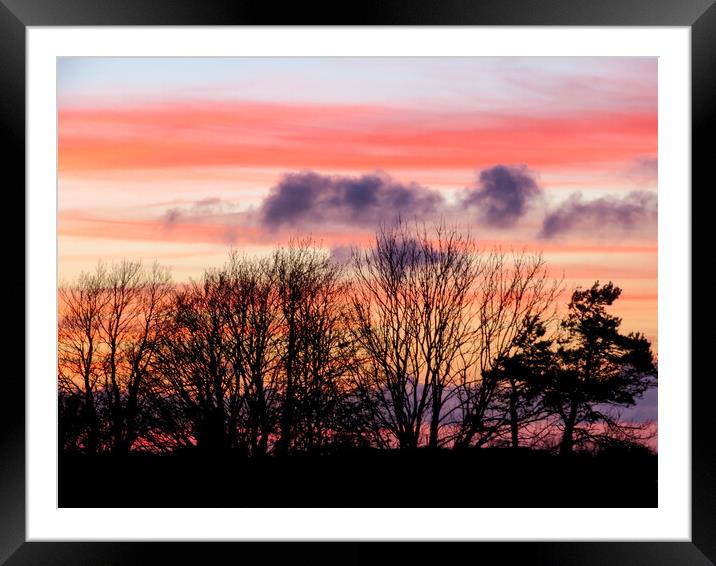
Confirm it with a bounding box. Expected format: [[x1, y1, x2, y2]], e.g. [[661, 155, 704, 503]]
[[58, 222, 657, 458]]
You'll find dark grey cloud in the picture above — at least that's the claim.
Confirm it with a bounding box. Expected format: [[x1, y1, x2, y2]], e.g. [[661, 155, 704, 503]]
[[462, 165, 542, 227], [540, 191, 657, 239], [260, 171, 444, 228]]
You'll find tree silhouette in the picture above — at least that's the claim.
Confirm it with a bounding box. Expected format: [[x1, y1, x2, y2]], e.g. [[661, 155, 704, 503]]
[[58, 261, 172, 454], [57, 231, 656, 460], [58, 268, 107, 453], [157, 271, 235, 452], [488, 315, 556, 449], [543, 281, 657, 456], [348, 222, 481, 448], [453, 251, 561, 448], [223, 254, 282, 456], [272, 243, 346, 455]]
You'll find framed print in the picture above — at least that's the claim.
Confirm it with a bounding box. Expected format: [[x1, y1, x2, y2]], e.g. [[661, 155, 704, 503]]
[[3, 0, 712, 564]]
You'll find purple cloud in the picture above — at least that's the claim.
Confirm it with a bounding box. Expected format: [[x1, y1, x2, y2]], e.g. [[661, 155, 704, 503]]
[[540, 191, 657, 239], [462, 165, 542, 227], [260, 171, 444, 228]]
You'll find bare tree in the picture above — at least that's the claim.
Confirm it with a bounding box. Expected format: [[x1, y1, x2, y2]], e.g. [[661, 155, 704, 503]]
[[57, 238, 656, 464], [415, 224, 482, 448], [58, 261, 172, 454], [453, 251, 561, 448], [157, 271, 234, 452], [348, 221, 482, 448], [223, 254, 282, 456], [98, 261, 172, 454], [272, 242, 347, 455], [291, 252, 349, 453], [58, 267, 108, 453]]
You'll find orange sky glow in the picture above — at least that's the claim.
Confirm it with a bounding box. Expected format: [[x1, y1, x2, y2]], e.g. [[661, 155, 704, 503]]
[[58, 57, 658, 357]]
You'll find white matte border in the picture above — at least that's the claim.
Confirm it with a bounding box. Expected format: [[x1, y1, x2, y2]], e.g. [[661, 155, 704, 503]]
[[27, 26, 690, 541]]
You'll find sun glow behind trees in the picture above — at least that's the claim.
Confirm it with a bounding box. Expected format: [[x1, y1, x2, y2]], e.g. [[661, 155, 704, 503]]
[[57, 58, 658, 358], [58, 223, 656, 456]]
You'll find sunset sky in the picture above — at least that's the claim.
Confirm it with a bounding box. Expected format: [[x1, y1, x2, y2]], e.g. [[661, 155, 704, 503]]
[[57, 57, 658, 361]]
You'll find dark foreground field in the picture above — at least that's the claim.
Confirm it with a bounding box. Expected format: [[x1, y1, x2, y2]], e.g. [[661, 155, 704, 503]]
[[59, 447, 656, 508]]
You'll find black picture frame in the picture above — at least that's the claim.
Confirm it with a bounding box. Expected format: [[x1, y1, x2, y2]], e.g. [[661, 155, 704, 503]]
[[2, 1, 710, 564]]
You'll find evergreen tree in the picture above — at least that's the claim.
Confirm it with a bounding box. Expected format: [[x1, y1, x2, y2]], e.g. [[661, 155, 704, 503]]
[[544, 282, 656, 456]]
